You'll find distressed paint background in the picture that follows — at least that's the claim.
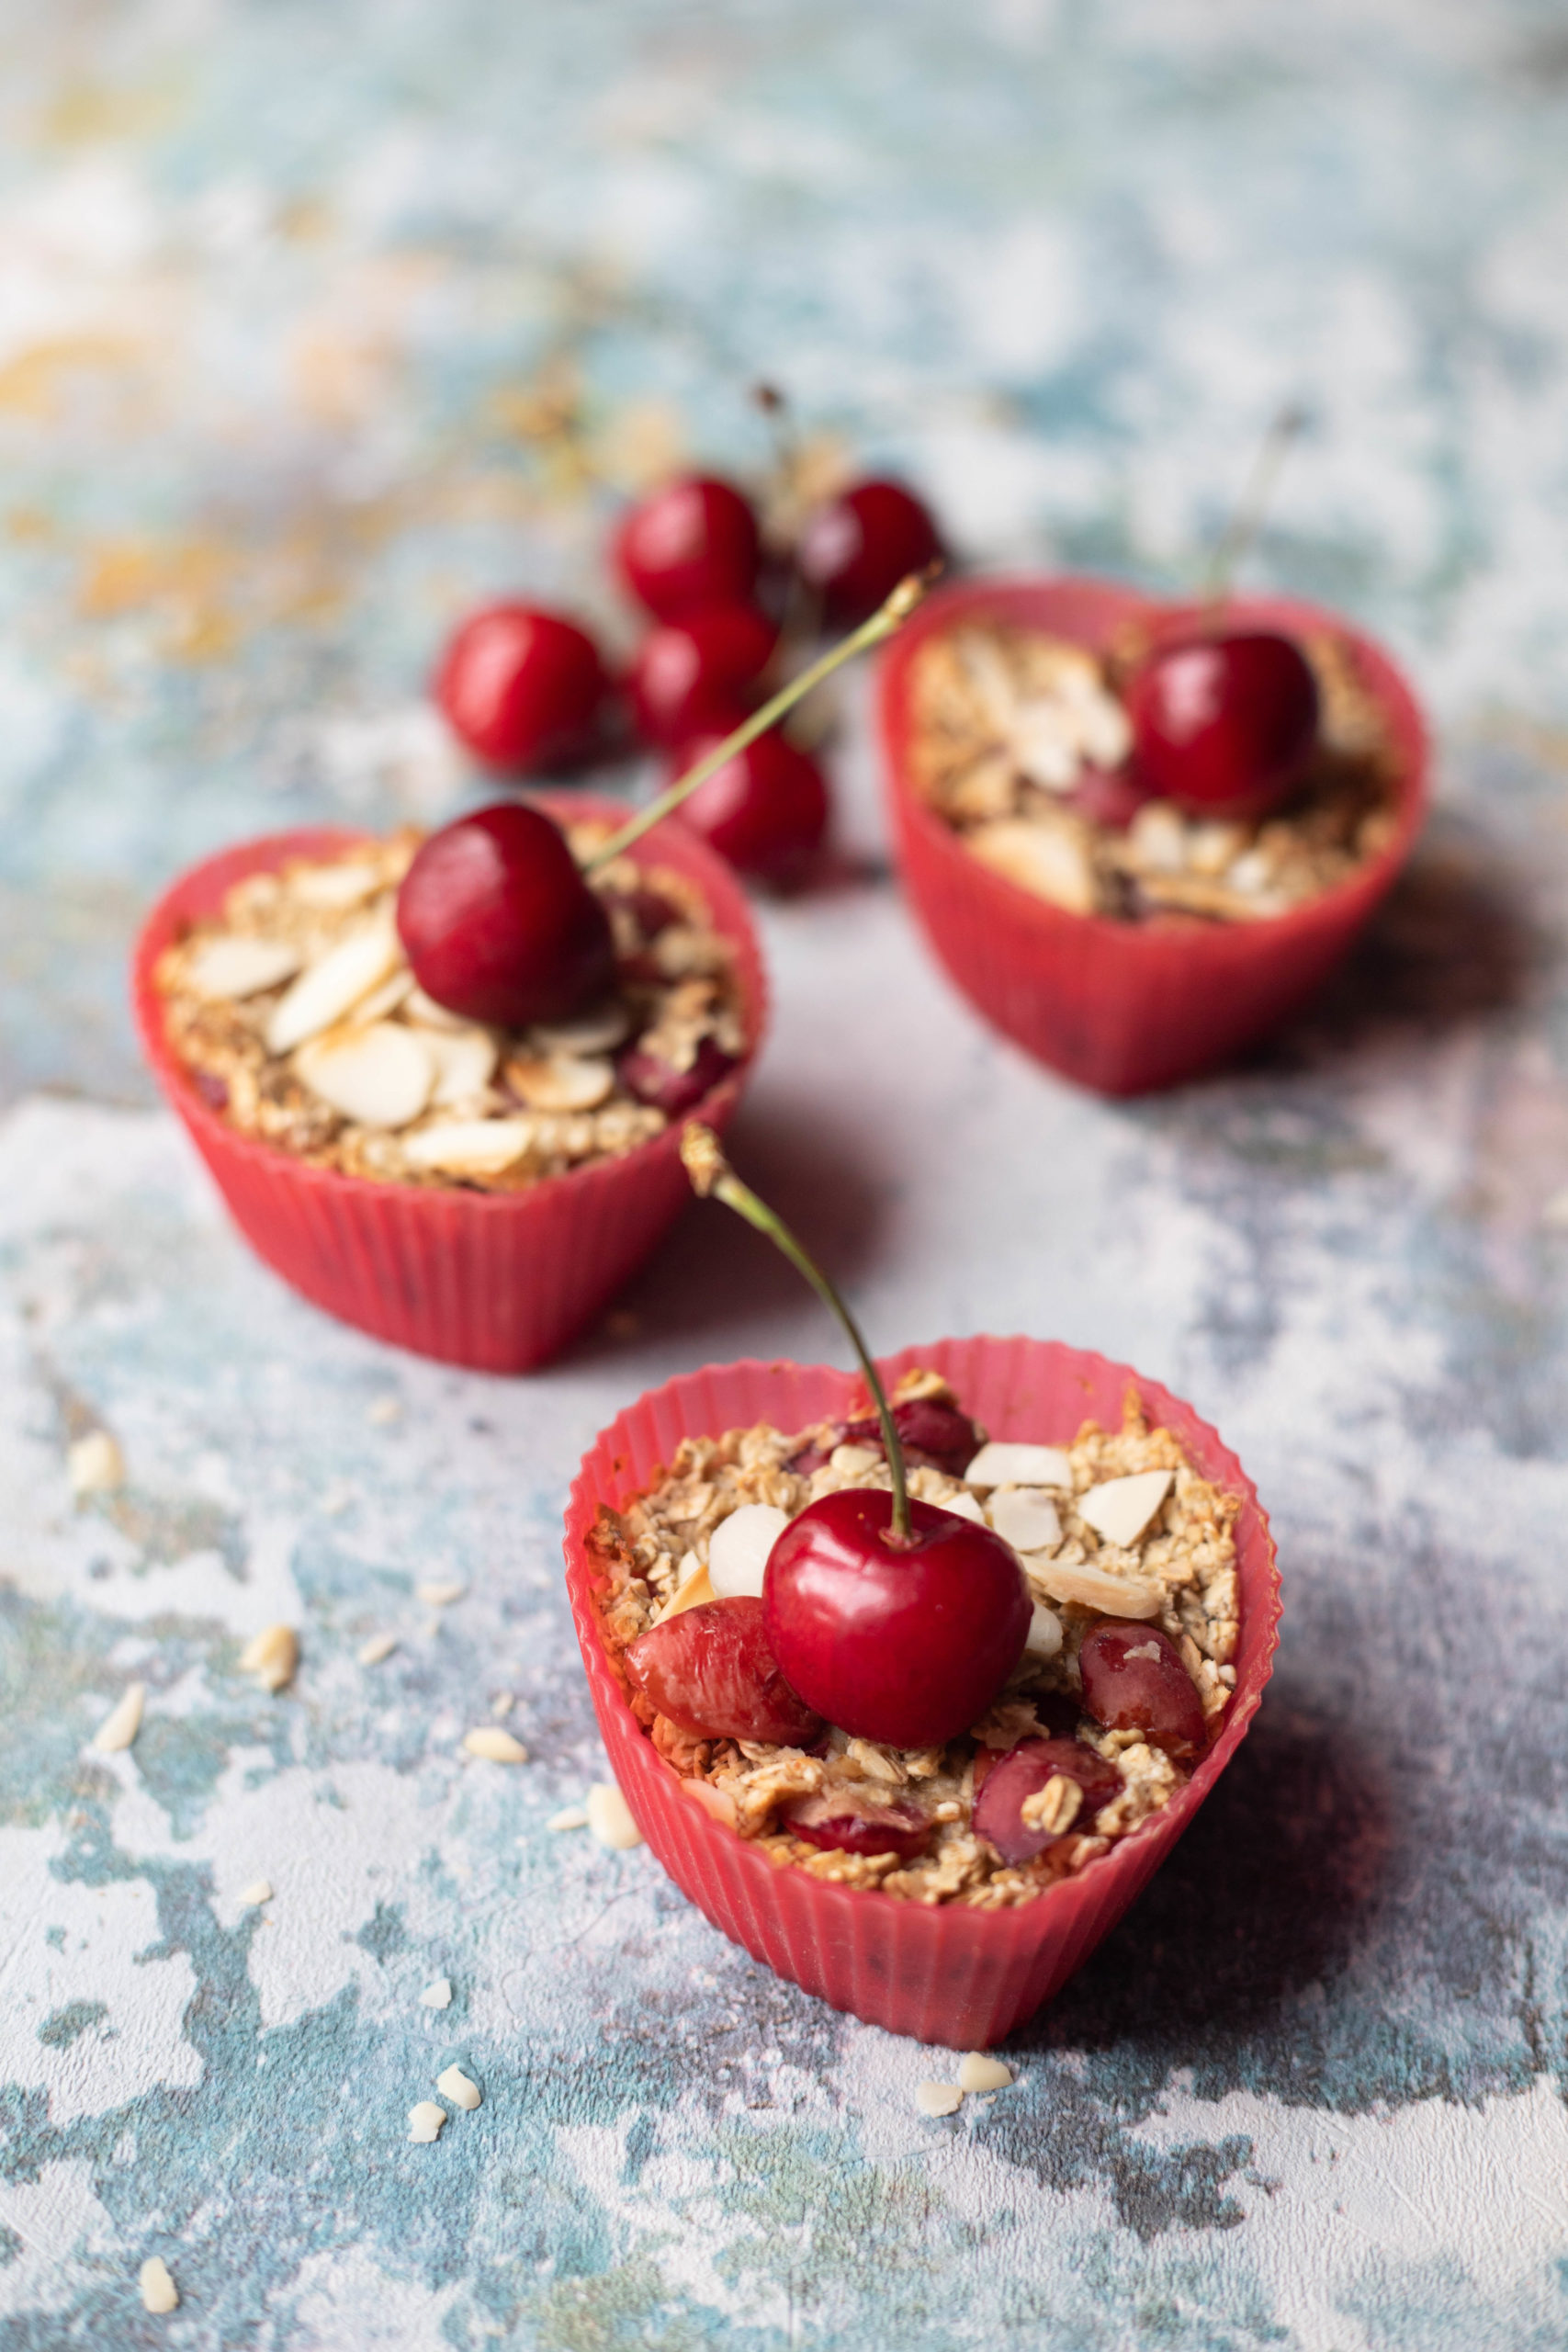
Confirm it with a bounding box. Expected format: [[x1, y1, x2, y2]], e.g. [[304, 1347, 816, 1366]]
[[5, 1, 1568, 2345]]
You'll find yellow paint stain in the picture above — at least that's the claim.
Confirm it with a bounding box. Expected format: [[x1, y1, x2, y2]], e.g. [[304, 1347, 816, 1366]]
[[0, 336, 144, 420], [78, 535, 239, 662], [6, 507, 54, 543], [38, 74, 184, 148]]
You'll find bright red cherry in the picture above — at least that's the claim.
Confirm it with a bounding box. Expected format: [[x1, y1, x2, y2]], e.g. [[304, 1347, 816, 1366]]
[[624, 1596, 825, 1747], [396, 802, 614, 1027], [1077, 1621, 1206, 1758], [762, 1491, 1030, 1749], [628, 606, 776, 745], [668, 718, 829, 890], [797, 479, 943, 628], [1125, 628, 1319, 818], [972, 1736, 1122, 1865], [615, 476, 761, 622], [784, 1791, 931, 1861], [434, 605, 606, 774]]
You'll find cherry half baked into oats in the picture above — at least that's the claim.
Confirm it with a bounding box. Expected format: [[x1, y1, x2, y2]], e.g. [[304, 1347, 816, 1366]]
[[565, 1131, 1281, 2042]]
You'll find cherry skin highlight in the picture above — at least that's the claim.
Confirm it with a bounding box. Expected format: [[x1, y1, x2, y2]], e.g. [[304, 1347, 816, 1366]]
[[762, 1490, 1031, 1749], [971, 1736, 1122, 1866], [629, 605, 776, 745], [396, 802, 615, 1027], [1125, 628, 1319, 818], [434, 605, 606, 773], [668, 718, 829, 889], [615, 476, 761, 622], [624, 1596, 825, 1747], [797, 478, 943, 628], [1077, 1620, 1206, 1758]]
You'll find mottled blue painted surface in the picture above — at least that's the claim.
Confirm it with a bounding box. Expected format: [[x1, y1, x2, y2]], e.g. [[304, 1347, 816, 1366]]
[[7, 3, 1568, 2346]]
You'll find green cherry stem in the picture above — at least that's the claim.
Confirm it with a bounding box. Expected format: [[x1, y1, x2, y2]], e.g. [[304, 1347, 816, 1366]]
[[681, 1124, 910, 1542], [583, 567, 936, 872], [1201, 402, 1306, 616]]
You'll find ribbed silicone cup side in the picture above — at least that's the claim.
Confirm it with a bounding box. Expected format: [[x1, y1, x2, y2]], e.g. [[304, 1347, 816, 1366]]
[[876, 576, 1429, 1097], [131, 797, 769, 1372], [564, 1336, 1280, 2047]]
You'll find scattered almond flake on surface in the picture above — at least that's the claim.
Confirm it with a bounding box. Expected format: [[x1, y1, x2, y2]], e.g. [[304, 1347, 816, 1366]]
[[320, 1479, 354, 1516], [708, 1503, 789, 1600], [401, 1117, 535, 1177], [239, 1880, 273, 1907], [416, 1579, 467, 1608], [139, 2256, 179, 2314], [186, 933, 302, 1001], [239, 1623, 299, 1693], [357, 1631, 399, 1666], [547, 1804, 590, 1832], [266, 908, 401, 1054], [985, 1487, 1063, 1554], [490, 1690, 514, 1717], [915, 2081, 964, 2118], [587, 1781, 642, 1850], [964, 1442, 1072, 1491], [408, 2100, 446, 2143], [1544, 1188, 1568, 1230], [295, 1021, 434, 1128], [1077, 1468, 1174, 1548], [437, 2064, 481, 2111], [419, 1978, 452, 2009], [367, 1394, 402, 1426], [957, 2052, 1013, 2094], [68, 1430, 125, 1498], [92, 1682, 144, 1753], [462, 1726, 527, 1764], [1024, 1556, 1162, 1619]]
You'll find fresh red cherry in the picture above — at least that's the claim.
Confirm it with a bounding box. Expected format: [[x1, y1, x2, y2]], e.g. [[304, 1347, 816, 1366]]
[[784, 1791, 931, 1861], [762, 1491, 1030, 1749], [1077, 1620, 1206, 1758], [629, 606, 776, 745], [616, 1033, 738, 1119], [797, 479, 943, 628], [1125, 628, 1318, 818], [624, 1596, 825, 1747], [668, 718, 829, 889], [396, 802, 615, 1026], [972, 1736, 1122, 1865], [615, 476, 761, 622], [434, 605, 606, 774]]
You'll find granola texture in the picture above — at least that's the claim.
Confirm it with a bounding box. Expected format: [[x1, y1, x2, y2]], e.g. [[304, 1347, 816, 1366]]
[[586, 1372, 1241, 1909], [908, 618, 1402, 923], [154, 824, 746, 1189]]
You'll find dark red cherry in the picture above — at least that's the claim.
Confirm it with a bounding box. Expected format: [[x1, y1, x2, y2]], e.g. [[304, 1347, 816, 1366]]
[[1125, 628, 1318, 818], [762, 1490, 1030, 1749], [784, 1791, 931, 1861], [797, 479, 943, 628], [615, 1033, 738, 1119], [396, 803, 615, 1027], [1077, 1620, 1206, 1758], [972, 1736, 1122, 1865], [789, 1396, 983, 1479], [629, 606, 776, 745], [434, 605, 606, 774], [1066, 763, 1156, 831], [668, 719, 829, 889], [615, 477, 761, 622], [624, 1596, 824, 1747]]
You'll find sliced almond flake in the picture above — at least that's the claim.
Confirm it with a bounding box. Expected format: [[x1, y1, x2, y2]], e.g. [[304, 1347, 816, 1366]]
[[367, 1396, 402, 1426], [707, 1504, 788, 1600], [1023, 1601, 1064, 1659], [68, 1430, 125, 1498], [1007, 708, 1079, 792], [416, 1579, 467, 1608], [915, 2081, 964, 2118], [1077, 1468, 1173, 1549], [587, 1781, 642, 1849], [287, 857, 383, 910], [92, 1682, 144, 1753], [1023, 1555, 1162, 1619], [964, 1442, 1071, 1491], [462, 1726, 527, 1764], [437, 2063, 481, 2110], [402, 1118, 536, 1177], [425, 1025, 500, 1105], [939, 1488, 986, 1525], [419, 1977, 452, 2009], [829, 1443, 882, 1478], [239, 1623, 299, 1693], [957, 2052, 1014, 2094], [186, 933, 303, 1001], [547, 1804, 590, 1832], [490, 1690, 514, 1717], [295, 1022, 434, 1129], [239, 1879, 273, 1906], [358, 1631, 399, 1666], [652, 1557, 715, 1623], [139, 2256, 179, 2314], [531, 1001, 632, 1056], [967, 816, 1097, 915], [985, 1487, 1063, 1555], [354, 968, 414, 1023], [408, 2099, 446, 2143], [505, 1052, 615, 1113], [267, 910, 402, 1054], [1077, 691, 1133, 768]]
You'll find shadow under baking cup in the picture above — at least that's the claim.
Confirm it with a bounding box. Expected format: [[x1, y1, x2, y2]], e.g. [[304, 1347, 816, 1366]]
[[563, 1334, 1280, 2049], [876, 574, 1429, 1097], [131, 796, 769, 1373]]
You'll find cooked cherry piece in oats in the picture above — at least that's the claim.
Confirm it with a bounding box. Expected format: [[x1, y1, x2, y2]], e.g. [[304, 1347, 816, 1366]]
[[798, 479, 943, 628], [1078, 1621, 1205, 1758], [1126, 628, 1319, 818], [666, 720, 829, 889], [625, 1596, 825, 1747], [763, 1490, 1031, 1750], [785, 1396, 981, 1479], [629, 606, 776, 744], [615, 1033, 738, 1119], [615, 476, 761, 621], [434, 605, 606, 773], [396, 803, 615, 1027], [784, 1792, 932, 1861], [972, 1737, 1122, 1865]]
